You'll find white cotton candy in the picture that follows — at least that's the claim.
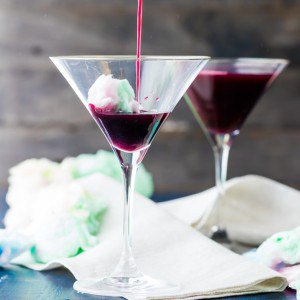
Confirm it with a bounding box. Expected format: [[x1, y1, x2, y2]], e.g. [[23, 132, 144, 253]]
[[88, 74, 120, 107], [4, 158, 107, 263], [87, 74, 141, 113], [257, 227, 300, 267], [29, 214, 98, 263]]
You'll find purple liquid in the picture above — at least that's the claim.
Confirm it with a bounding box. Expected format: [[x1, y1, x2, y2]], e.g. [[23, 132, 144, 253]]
[[89, 104, 169, 152], [187, 71, 274, 134], [136, 0, 143, 102]]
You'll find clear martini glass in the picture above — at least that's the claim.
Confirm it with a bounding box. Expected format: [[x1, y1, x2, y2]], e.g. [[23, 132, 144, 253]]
[[185, 58, 288, 245], [51, 55, 209, 297]]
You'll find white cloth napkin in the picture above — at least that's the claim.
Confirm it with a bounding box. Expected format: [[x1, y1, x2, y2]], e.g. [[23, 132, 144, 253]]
[[160, 175, 300, 246], [14, 174, 287, 299]]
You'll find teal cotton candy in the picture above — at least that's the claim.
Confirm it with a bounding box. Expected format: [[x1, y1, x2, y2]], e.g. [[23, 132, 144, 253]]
[[28, 186, 107, 263], [256, 227, 300, 299], [72, 189, 107, 236], [5, 149, 155, 265], [69, 150, 154, 197], [116, 79, 136, 112], [257, 227, 300, 266], [30, 214, 99, 263]]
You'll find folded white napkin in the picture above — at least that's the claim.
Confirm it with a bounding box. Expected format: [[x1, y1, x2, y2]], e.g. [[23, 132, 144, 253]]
[[14, 174, 287, 299], [160, 175, 300, 246]]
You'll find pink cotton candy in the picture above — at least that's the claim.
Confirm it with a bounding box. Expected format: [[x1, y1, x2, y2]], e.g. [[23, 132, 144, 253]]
[[279, 264, 300, 283]]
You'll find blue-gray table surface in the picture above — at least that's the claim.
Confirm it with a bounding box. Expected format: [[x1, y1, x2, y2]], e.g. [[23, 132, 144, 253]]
[[0, 192, 296, 300]]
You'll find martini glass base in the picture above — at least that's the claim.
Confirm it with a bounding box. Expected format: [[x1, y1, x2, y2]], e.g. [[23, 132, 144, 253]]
[[74, 275, 180, 298], [210, 225, 231, 247]]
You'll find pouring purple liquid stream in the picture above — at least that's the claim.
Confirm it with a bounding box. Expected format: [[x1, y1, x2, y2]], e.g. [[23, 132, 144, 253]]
[[136, 0, 143, 102]]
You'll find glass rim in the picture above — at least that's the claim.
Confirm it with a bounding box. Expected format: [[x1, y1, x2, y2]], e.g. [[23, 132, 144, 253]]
[[49, 55, 210, 61], [208, 57, 289, 65]]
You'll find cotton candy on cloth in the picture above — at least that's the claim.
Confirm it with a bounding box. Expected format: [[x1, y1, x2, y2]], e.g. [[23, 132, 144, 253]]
[[4, 150, 154, 264], [5, 179, 107, 263], [256, 227, 300, 299], [62, 150, 154, 197]]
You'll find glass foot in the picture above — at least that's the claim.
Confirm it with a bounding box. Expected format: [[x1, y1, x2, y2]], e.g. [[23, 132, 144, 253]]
[[74, 274, 180, 298], [211, 225, 231, 248]]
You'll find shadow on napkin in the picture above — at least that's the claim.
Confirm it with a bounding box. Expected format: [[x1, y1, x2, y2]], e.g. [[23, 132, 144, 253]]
[[161, 175, 300, 246]]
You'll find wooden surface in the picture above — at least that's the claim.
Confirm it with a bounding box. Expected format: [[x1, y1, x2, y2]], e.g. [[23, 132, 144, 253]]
[[0, 192, 296, 300], [0, 0, 299, 193], [0, 265, 296, 300]]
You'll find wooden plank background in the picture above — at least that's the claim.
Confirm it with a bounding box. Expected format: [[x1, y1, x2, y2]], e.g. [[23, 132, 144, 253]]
[[0, 0, 299, 192]]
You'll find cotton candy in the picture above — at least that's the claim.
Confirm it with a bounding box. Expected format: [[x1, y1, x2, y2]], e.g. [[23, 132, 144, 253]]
[[88, 74, 141, 113], [257, 227, 300, 298], [257, 227, 300, 267], [62, 150, 154, 197], [4, 150, 154, 263]]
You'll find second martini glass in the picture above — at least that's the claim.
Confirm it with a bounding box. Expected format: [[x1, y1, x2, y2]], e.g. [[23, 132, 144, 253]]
[[185, 58, 288, 244], [51, 55, 209, 297]]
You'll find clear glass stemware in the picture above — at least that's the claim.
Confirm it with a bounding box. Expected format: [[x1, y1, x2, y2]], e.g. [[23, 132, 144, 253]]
[[185, 58, 288, 245], [51, 55, 209, 297]]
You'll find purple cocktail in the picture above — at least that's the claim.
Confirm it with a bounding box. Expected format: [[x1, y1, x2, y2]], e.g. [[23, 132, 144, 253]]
[[187, 71, 273, 135], [90, 104, 169, 152], [185, 58, 288, 244]]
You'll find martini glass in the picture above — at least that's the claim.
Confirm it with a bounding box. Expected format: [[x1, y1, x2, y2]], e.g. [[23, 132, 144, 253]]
[[185, 58, 288, 244], [51, 55, 209, 297]]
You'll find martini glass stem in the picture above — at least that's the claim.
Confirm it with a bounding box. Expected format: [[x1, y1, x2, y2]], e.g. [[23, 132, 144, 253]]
[[209, 133, 232, 242], [110, 151, 142, 282], [213, 143, 230, 230]]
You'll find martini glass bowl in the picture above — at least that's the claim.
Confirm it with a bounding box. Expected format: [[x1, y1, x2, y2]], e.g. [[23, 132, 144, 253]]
[[51, 55, 209, 297], [185, 58, 288, 245]]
